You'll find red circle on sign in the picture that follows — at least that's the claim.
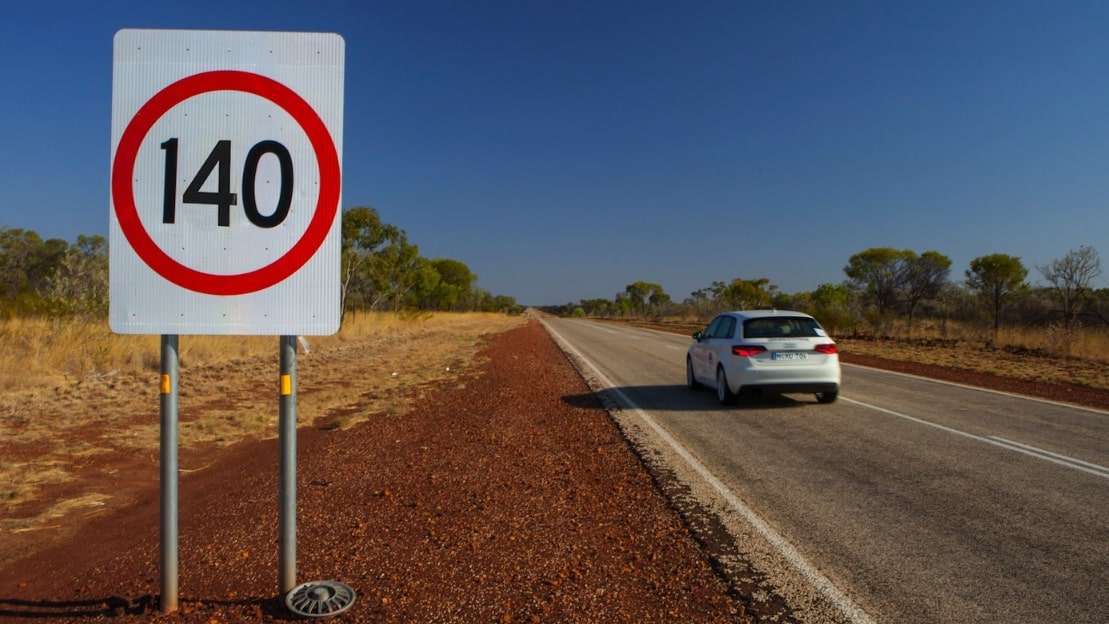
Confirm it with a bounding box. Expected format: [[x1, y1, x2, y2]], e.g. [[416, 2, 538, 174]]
[[111, 70, 340, 295]]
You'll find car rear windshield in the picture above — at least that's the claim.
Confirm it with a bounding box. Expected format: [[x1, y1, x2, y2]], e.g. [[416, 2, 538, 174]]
[[743, 317, 822, 339]]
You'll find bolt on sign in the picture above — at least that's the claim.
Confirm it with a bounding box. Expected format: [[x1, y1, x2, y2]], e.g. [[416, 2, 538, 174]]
[[110, 29, 344, 335]]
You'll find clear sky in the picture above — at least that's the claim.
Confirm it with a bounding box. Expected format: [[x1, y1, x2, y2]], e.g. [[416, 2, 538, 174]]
[[2, 1, 1108, 305]]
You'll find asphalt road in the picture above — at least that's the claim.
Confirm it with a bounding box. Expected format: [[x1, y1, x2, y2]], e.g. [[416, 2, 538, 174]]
[[543, 318, 1109, 624]]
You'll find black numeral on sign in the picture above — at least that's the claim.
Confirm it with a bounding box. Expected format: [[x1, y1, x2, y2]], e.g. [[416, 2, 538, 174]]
[[182, 140, 237, 227], [160, 138, 178, 224], [243, 141, 294, 228], [161, 138, 293, 228]]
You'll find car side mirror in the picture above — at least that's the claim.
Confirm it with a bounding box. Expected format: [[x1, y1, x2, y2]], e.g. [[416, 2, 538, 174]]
[[692, 330, 703, 341]]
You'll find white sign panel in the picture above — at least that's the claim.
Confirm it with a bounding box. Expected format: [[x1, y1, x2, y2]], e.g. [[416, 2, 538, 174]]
[[109, 29, 344, 335]]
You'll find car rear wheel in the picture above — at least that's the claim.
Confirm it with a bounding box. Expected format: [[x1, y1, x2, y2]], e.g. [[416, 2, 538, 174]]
[[716, 366, 736, 405], [686, 357, 700, 390], [816, 391, 838, 404]]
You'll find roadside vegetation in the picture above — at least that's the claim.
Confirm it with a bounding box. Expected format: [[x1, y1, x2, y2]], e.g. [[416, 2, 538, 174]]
[[0, 207, 523, 390], [1, 207, 522, 320], [546, 246, 1109, 388], [338, 206, 523, 318], [0, 311, 522, 541], [0, 211, 526, 542]]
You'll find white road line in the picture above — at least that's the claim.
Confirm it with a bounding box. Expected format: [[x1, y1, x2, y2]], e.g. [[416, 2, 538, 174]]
[[987, 436, 1109, 476], [543, 320, 876, 624], [841, 397, 1109, 481], [841, 362, 1109, 417], [580, 321, 637, 338], [597, 320, 693, 339], [586, 321, 683, 350], [584, 319, 683, 341]]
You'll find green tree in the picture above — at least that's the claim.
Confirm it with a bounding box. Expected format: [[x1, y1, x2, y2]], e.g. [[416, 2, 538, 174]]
[[0, 227, 69, 315], [428, 259, 475, 310], [719, 278, 777, 309], [579, 298, 612, 316], [340, 207, 395, 321], [772, 291, 801, 310], [844, 248, 915, 318], [684, 288, 714, 316], [622, 281, 668, 316], [367, 229, 424, 310], [966, 254, 1028, 337], [903, 251, 952, 332], [491, 295, 518, 313], [408, 258, 442, 309], [622, 281, 652, 314], [648, 288, 671, 311], [470, 288, 493, 312], [809, 283, 854, 335], [0, 228, 66, 297], [49, 234, 108, 314], [432, 259, 475, 290], [613, 292, 633, 316]]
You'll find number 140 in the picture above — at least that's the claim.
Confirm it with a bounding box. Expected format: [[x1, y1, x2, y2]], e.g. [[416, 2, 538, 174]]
[[160, 138, 294, 228]]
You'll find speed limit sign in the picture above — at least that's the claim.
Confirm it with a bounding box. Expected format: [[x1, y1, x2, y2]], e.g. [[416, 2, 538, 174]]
[[109, 29, 344, 335]]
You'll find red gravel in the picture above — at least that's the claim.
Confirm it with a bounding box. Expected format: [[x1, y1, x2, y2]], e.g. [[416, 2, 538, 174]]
[[0, 321, 746, 623]]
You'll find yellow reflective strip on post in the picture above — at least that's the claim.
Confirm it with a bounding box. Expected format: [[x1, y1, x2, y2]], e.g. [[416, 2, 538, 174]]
[[280, 374, 292, 396], [160, 374, 172, 394]]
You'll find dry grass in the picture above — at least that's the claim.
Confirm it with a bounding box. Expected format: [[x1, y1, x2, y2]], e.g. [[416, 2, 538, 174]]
[[857, 318, 1109, 363], [837, 319, 1109, 388], [0, 460, 71, 506], [0, 316, 266, 392], [0, 311, 508, 392], [0, 311, 522, 538], [0, 493, 111, 534]]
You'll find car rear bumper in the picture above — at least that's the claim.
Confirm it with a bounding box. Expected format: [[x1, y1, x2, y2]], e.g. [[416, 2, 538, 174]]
[[739, 382, 839, 395], [725, 356, 841, 394]]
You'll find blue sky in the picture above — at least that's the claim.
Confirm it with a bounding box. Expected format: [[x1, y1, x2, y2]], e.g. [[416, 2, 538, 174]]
[[2, 1, 1108, 305]]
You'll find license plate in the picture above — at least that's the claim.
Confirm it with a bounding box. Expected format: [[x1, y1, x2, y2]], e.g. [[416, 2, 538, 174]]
[[771, 351, 807, 361]]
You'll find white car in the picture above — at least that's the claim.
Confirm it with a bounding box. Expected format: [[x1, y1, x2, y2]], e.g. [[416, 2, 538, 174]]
[[686, 310, 841, 404]]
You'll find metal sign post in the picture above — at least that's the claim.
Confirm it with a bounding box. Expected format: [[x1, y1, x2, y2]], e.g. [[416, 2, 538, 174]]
[[278, 332, 355, 617], [159, 334, 179, 613], [279, 335, 297, 595]]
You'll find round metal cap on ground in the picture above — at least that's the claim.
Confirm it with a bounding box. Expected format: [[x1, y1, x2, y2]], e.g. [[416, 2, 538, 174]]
[[285, 580, 356, 618]]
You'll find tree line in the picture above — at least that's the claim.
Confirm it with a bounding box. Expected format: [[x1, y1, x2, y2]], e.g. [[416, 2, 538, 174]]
[[339, 206, 521, 318], [0, 206, 521, 320], [545, 246, 1108, 339], [0, 228, 108, 316]]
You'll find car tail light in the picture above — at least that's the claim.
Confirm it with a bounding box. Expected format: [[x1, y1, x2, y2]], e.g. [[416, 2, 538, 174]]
[[731, 345, 767, 357], [814, 343, 838, 355]]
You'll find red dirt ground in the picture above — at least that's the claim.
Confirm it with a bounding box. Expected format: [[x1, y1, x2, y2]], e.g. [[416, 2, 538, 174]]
[[0, 322, 747, 623]]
